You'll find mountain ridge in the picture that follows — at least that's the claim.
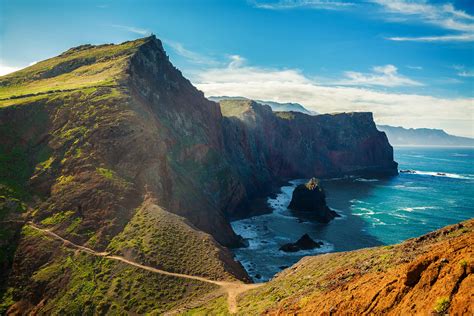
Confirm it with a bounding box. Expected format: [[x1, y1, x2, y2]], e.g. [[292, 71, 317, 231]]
[[377, 125, 474, 147], [1, 36, 398, 314]]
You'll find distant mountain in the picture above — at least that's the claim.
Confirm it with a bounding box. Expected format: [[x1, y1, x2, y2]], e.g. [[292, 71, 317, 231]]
[[378, 125, 474, 147], [255, 100, 317, 115], [209, 96, 317, 115]]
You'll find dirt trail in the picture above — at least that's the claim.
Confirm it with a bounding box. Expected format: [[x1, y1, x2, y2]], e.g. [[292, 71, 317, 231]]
[[27, 222, 263, 314]]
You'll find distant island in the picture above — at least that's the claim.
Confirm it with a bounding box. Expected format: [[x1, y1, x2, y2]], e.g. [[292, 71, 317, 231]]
[[377, 125, 474, 147]]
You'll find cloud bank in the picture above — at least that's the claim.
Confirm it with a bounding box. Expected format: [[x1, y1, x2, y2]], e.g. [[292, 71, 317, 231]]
[[337, 65, 423, 87], [193, 57, 473, 137]]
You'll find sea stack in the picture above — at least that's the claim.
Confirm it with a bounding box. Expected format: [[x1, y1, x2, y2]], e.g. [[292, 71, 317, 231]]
[[288, 178, 338, 223], [279, 234, 323, 252]]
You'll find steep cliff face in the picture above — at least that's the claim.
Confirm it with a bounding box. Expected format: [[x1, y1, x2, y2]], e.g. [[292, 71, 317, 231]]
[[121, 36, 246, 246], [220, 99, 397, 216]]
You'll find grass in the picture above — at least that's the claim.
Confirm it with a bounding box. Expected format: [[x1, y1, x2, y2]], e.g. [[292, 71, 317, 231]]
[[66, 217, 82, 234], [13, 230, 217, 315], [56, 175, 74, 187], [96, 167, 114, 180], [183, 296, 230, 315], [0, 37, 149, 100], [41, 210, 75, 226], [0, 288, 15, 315], [11, 221, 219, 314], [433, 297, 450, 314], [275, 112, 295, 120], [219, 99, 255, 117], [107, 204, 237, 281]]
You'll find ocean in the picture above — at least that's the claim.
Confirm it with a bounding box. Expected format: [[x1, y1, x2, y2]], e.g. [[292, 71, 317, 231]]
[[231, 147, 474, 282]]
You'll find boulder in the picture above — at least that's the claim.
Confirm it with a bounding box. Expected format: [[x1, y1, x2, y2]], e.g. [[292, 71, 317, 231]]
[[288, 178, 339, 223], [279, 234, 323, 252]]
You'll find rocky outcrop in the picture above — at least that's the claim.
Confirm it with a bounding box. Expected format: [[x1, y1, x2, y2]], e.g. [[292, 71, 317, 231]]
[[279, 234, 323, 252], [288, 178, 338, 223]]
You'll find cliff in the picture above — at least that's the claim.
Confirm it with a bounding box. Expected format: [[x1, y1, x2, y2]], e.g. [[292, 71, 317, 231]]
[[0, 36, 397, 314], [220, 99, 397, 216]]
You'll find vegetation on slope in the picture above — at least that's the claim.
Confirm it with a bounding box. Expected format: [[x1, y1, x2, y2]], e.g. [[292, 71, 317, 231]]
[[4, 225, 217, 315], [107, 202, 246, 281], [0, 38, 147, 100], [0, 36, 250, 314]]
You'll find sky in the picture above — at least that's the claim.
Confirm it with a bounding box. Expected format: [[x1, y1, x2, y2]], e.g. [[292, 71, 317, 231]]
[[1, 0, 473, 137]]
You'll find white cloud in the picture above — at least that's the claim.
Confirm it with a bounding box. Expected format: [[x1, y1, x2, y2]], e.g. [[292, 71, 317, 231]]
[[372, 0, 474, 42], [0, 63, 21, 76], [337, 64, 423, 87], [0, 60, 39, 76], [452, 65, 474, 77], [406, 65, 422, 70], [458, 71, 474, 78], [193, 57, 474, 137], [388, 33, 474, 42], [111, 24, 150, 36], [163, 40, 220, 66], [253, 0, 355, 10], [228, 55, 246, 68]]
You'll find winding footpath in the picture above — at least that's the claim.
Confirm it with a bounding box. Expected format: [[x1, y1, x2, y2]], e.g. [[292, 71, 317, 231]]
[[27, 222, 263, 314]]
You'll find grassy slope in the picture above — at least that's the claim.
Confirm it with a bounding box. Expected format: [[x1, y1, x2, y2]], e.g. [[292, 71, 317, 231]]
[[219, 99, 254, 118], [0, 39, 146, 100], [107, 202, 241, 281], [2, 225, 217, 315], [0, 37, 240, 314]]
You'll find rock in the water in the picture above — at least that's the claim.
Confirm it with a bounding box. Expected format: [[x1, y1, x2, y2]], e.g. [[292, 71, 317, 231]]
[[288, 178, 339, 223], [279, 233, 323, 252]]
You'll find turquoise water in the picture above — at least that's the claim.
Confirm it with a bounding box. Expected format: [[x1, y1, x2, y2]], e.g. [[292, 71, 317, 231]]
[[231, 147, 474, 282], [343, 146, 474, 244]]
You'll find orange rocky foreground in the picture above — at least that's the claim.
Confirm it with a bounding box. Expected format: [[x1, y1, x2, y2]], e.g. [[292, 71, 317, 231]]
[[236, 219, 473, 315]]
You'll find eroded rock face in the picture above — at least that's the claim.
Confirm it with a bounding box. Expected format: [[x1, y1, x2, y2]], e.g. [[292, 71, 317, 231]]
[[288, 178, 338, 223], [219, 99, 398, 217], [279, 233, 323, 252]]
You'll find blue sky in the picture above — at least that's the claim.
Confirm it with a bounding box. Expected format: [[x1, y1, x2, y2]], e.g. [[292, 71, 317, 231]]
[[1, 0, 473, 136]]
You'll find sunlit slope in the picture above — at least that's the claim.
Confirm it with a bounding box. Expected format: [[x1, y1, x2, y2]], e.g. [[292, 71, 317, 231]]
[[0, 38, 147, 100]]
